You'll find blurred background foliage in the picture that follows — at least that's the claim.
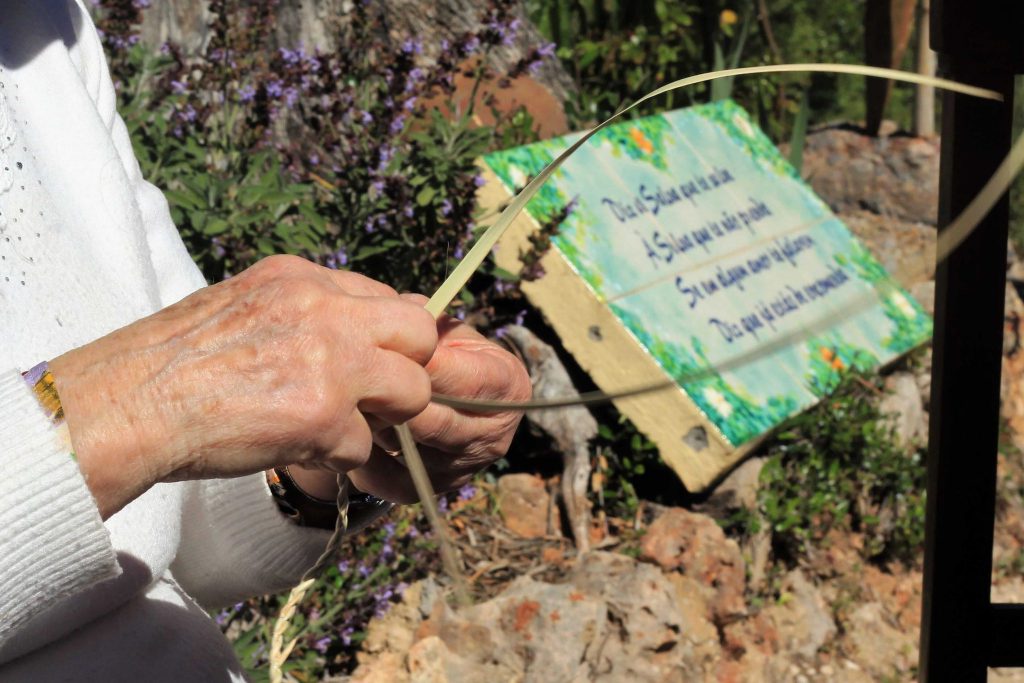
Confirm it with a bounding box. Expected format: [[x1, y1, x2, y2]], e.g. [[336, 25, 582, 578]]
[[524, 0, 912, 142]]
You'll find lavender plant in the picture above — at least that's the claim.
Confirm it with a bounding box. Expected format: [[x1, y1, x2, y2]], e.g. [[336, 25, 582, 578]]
[[88, 0, 543, 677], [94, 0, 548, 301]]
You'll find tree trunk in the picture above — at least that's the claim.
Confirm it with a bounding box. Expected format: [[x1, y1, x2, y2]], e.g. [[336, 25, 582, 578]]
[[913, 0, 937, 136], [864, 0, 918, 136]]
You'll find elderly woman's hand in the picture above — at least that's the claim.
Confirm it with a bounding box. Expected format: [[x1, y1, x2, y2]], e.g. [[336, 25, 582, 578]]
[[49, 255, 441, 518], [347, 299, 532, 503]]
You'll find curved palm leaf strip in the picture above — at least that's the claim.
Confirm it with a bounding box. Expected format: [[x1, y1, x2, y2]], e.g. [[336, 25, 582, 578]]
[[397, 64, 1001, 604], [436, 127, 1024, 412], [433, 277, 895, 413], [936, 130, 1024, 263], [272, 65, 1004, 681], [425, 63, 999, 319]]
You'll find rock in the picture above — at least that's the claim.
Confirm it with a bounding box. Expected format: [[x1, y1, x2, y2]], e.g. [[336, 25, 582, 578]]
[[842, 209, 936, 289], [640, 507, 746, 622], [354, 551, 729, 682], [407, 635, 508, 683], [350, 651, 408, 683], [496, 473, 559, 539], [910, 280, 935, 316], [665, 573, 721, 658], [842, 601, 918, 679], [764, 570, 837, 660], [697, 457, 765, 518], [572, 552, 718, 681], [1001, 283, 1024, 452], [879, 371, 928, 448], [797, 127, 940, 226]]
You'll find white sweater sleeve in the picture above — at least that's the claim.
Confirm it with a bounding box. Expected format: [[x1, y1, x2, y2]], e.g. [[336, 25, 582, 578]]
[[69, 1, 332, 606], [0, 369, 120, 647]]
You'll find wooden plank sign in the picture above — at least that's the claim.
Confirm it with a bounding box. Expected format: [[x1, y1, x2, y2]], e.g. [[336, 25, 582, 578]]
[[478, 100, 932, 491]]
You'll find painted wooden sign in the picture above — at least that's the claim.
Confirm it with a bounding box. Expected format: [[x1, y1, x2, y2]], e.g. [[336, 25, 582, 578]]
[[479, 100, 932, 491]]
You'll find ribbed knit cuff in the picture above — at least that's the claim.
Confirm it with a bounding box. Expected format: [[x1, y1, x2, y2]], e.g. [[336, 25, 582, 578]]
[[0, 369, 119, 643], [173, 473, 333, 607], [207, 473, 334, 579]]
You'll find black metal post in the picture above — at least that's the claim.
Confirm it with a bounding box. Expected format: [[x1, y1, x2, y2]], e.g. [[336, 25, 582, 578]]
[[918, 57, 1014, 682]]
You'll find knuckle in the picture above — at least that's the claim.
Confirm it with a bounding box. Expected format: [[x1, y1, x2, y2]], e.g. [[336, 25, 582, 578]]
[[341, 271, 398, 298], [275, 276, 324, 315], [408, 367, 433, 415], [254, 254, 310, 279]]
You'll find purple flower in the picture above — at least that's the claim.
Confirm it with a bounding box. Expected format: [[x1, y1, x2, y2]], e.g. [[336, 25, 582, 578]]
[[358, 564, 371, 578], [313, 636, 331, 653], [389, 115, 406, 135], [215, 609, 231, 627], [401, 39, 423, 55], [170, 79, 187, 94], [337, 559, 350, 573], [396, 582, 410, 595], [538, 42, 557, 59], [308, 153, 320, 166], [494, 325, 508, 339], [464, 36, 481, 53], [279, 47, 301, 65], [237, 84, 256, 103], [360, 110, 373, 125], [473, 175, 486, 188], [370, 179, 385, 194], [325, 246, 348, 269], [381, 542, 394, 557], [133, 0, 152, 9], [437, 496, 449, 512], [383, 522, 396, 538], [265, 80, 284, 99], [408, 526, 420, 539], [440, 39, 450, 52], [453, 244, 464, 259], [457, 483, 477, 501], [440, 199, 452, 217], [181, 104, 197, 122], [402, 204, 414, 218], [341, 626, 355, 646], [514, 309, 527, 326]]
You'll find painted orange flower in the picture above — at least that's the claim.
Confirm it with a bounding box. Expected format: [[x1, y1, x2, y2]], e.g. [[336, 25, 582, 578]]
[[630, 127, 654, 154], [831, 358, 845, 371], [818, 346, 834, 362]]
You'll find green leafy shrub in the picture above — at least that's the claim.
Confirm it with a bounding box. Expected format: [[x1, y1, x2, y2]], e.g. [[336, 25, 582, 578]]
[[758, 372, 926, 565], [95, 0, 548, 298]]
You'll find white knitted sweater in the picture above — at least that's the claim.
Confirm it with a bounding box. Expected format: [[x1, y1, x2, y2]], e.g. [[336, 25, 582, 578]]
[[0, 2, 331, 680]]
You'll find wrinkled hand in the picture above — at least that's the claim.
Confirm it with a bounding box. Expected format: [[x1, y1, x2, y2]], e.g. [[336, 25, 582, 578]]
[[347, 296, 532, 503], [50, 255, 439, 518]]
